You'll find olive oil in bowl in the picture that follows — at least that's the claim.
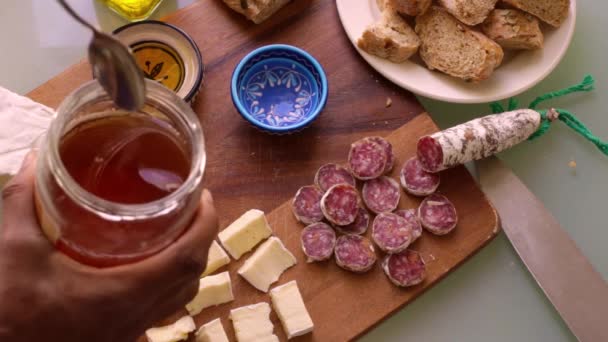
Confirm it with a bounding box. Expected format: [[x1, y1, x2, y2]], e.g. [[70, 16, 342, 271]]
[[100, 0, 164, 21]]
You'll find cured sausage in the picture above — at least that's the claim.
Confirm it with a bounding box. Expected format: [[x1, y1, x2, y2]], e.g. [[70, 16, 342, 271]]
[[334, 235, 377, 273], [417, 109, 541, 172], [362, 176, 401, 214], [371, 212, 413, 254], [400, 157, 440, 196], [368, 136, 395, 173], [292, 185, 324, 225], [300, 222, 337, 262], [348, 138, 387, 180], [334, 207, 371, 235], [320, 184, 360, 226], [314, 163, 356, 192], [418, 194, 458, 235], [394, 209, 423, 242], [382, 250, 426, 287]]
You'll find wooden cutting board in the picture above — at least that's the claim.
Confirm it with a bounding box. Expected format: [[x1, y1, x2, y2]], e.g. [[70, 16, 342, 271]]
[[27, 0, 499, 340]]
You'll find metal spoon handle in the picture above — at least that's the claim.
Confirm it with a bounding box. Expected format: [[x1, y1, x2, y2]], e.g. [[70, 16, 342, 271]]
[[56, 0, 98, 32]]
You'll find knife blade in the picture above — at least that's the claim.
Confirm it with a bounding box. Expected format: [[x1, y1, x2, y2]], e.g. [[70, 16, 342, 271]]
[[476, 156, 608, 342]]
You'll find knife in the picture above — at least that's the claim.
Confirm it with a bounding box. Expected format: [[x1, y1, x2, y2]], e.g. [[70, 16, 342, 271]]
[[476, 156, 608, 342]]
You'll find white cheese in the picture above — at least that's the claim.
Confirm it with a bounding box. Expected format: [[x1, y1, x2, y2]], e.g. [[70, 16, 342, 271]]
[[270, 281, 314, 339], [145, 316, 195, 342], [186, 271, 234, 316], [229, 303, 279, 342], [218, 209, 273, 260], [238, 236, 297, 292], [201, 241, 230, 277], [195, 318, 229, 342]]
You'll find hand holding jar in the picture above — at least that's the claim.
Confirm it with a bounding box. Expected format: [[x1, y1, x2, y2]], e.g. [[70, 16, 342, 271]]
[[0, 152, 218, 342]]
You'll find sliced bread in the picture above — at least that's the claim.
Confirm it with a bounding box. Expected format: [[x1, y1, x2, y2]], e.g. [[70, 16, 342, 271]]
[[415, 6, 504, 82], [357, 11, 421, 63], [483, 9, 543, 49], [384, 0, 432, 16], [223, 0, 291, 24], [502, 0, 570, 28], [437, 0, 498, 26]]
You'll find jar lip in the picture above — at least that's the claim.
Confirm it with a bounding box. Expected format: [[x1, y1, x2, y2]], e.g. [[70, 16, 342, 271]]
[[48, 79, 205, 219]]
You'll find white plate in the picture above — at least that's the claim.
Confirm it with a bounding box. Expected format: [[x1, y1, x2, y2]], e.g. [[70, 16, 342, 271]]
[[336, 0, 577, 104]]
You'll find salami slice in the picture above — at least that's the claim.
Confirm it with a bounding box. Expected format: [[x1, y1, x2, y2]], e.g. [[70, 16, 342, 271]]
[[417, 109, 541, 172], [348, 138, 387, 180], [418, 194, 458, 235], [382, 250, 426, 287], [314, 163, 356, 192], [362, 176, 401, 214], [334, 235, 377, 273], [394, 209, 423, 242], [334, 207, 371, 235], [301, 222, 337, 262], [320, 184, 360, 226], [400, 157, 440, 196], [292, 185, 324, 225], [371, 212, 413, 254], [368, 136, 394, 173]]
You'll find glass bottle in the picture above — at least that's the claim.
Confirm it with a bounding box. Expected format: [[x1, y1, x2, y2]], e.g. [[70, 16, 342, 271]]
[[100, 0, 165, 21], [35, 79, 205, 267]]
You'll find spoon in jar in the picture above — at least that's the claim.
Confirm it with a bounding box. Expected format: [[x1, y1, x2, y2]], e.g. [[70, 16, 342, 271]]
[[56, 0, 145, 111]]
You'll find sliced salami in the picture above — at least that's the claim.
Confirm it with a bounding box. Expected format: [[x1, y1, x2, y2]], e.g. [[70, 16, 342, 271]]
[[394, 209, 423, 242], [362, 176, 401, 214], [348, 138, 387, 180], [334, 235, 377, 273], [418, 194, 458, 235], [371, 212, 413, 254], [314, 163, 356, 192], [368, 136, 394, 173], [320, 184, 360, 226], [292, 185, 324, 225], [301, 222, 337, 262], [400, 157, 440, 197], [417, 109, 541, 172], [334, 207, 371, 235], [382, 250, 426, 287]]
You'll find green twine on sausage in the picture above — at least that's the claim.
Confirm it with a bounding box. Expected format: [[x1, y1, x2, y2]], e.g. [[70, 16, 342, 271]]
[[490, 74, 608, 157]]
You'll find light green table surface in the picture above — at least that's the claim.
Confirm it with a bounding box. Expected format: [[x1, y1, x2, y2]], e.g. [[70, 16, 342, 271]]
[[1, 1, 606, 341]]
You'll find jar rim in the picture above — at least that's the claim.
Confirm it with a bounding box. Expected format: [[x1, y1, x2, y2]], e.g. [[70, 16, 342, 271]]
[[46, 79, 205, 220]]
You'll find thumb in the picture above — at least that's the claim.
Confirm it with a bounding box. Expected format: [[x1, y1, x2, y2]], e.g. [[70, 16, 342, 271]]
[[1, 150, 51, 249], [2, 151, 38, 228]]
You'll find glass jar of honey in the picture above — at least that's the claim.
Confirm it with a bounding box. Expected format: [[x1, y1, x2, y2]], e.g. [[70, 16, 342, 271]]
[[35, 79, 205, 267], [100, 0, 165, 21]]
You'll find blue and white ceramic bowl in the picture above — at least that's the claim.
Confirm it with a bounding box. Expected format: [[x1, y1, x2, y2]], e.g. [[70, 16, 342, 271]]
[[231, 44, 328, 134]]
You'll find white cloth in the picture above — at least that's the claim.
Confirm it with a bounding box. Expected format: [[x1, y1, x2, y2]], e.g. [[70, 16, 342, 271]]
[[0, 87, 54, 176]]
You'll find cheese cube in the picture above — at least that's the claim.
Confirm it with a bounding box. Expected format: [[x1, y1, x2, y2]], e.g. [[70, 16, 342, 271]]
[[218, 209, 272, 260], [270, 281, 314, 339], [238, 236, 297, 292], [186, 272, 234, 316], [195, 318, 229, 342], [229, 303, 279, 342], [201, 241, 230, 277], [145, 316, 195, 342]]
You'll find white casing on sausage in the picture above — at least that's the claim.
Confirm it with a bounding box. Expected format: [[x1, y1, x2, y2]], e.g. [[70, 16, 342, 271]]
[[417, 109, 541, 172]]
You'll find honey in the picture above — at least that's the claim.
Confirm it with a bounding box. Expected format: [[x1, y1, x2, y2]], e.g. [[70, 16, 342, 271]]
[[35, 80, 205, 267], [101, 0, 164, 21], [60, 114, 190, 204]]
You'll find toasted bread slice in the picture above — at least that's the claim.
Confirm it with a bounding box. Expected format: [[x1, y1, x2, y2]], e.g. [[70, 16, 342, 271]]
[[223, 0, 290, 24], [384, 0, 432, 16], [502, 0, 569, 28], [437, 0, 498, 25], [357, 11, 421, 63], [483, 9, 543, 49], [416, 6, 504, 82]]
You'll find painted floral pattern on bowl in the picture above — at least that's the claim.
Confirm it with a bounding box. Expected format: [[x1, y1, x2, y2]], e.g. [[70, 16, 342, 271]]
[[236, 52, 323, 129]]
